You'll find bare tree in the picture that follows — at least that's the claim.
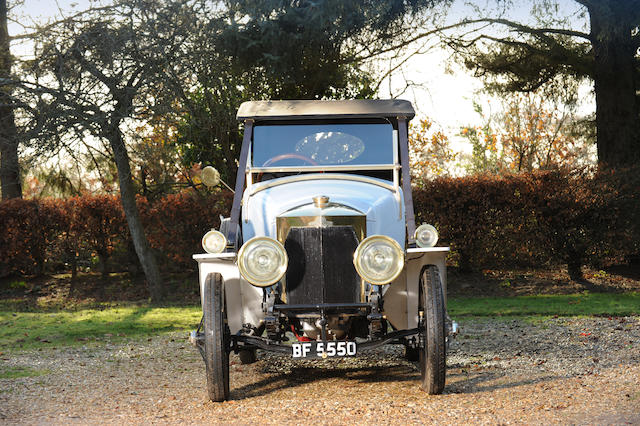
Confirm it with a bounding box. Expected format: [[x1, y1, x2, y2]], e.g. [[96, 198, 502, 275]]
[[17, 0, 206, 300]]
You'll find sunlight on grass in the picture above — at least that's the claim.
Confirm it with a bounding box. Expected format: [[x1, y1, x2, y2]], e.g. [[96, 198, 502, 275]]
[[448, 292, 640, 317], [0, 305, 202, 352]]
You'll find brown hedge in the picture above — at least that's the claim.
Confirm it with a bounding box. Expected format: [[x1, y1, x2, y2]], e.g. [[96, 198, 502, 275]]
[[0, 191, 232, 277], [0, 198, 63, 276], [414, 167, 640, 275], [0, 169, 637, 278], [141, 191, 233, 269]]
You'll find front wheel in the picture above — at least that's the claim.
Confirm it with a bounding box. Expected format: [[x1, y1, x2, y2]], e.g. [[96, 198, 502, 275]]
[[203, 273, 230, 402], [419, 265, 446, 394]]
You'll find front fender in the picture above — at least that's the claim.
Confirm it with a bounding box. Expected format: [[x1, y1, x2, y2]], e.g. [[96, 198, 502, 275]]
[[382, 247, 449, 330], [193, 253, 263, 334]]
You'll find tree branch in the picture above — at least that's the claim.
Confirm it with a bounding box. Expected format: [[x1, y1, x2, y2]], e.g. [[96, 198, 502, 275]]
[[347, 20, 471, 64], [460, 18, 592, 42]]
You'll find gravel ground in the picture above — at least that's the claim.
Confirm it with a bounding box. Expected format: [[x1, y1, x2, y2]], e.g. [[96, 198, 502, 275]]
[[1, 316, 639, 425]]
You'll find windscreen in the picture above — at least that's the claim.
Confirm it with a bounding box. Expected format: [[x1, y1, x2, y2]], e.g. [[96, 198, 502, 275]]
[[252, 123, 394, 167]]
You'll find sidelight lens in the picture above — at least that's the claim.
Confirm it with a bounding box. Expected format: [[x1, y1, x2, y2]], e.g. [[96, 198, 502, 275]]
[[201, 166, 221, 187], [238, 236, 288, 287], [202, 230, 227, 254], [415, 224, 438, 248], [353, 235, 404, 285]]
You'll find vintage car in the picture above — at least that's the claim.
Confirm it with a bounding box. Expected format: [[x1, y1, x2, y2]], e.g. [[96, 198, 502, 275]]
[[190, 99, 457, 401]]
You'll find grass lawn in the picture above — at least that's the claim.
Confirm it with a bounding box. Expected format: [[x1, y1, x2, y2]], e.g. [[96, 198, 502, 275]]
[[0, 304, 202, 352], [1, 292, 638, 353], [448, 292, 640, 317]]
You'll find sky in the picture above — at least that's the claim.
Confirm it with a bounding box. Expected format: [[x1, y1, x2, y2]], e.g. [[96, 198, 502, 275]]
[[382, 48, 485, 137], [10, 0, 594, 154]]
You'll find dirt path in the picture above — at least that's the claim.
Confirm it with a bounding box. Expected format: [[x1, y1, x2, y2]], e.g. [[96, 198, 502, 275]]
[[2, 316, 639, 425]]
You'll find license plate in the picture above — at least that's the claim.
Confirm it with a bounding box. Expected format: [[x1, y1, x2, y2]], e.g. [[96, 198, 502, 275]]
[[292, 341, 357, 358]]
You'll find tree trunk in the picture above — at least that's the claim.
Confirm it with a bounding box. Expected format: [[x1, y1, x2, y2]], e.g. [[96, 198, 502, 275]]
[[71, 251, 77, 280], [0, 0, 21, 199], [99, 251, 109, 280], [567, 260, 584, 282], [0, 124, 20, 199], [108, 123, 164, 302], [589, 2, 640, 167]]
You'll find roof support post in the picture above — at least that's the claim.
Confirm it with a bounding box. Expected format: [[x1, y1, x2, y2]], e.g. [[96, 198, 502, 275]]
[[397, 117, 416, 246], [227, 119, 253, 250]]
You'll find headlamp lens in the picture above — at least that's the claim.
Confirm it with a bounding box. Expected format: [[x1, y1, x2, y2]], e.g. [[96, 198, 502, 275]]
[[353, 235, 404, 285], [238, 237, 288, 287]]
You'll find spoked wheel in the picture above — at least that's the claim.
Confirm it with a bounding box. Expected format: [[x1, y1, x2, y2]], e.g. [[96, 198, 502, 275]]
[[418, 265, 446, 394], [203, 273, 230, 402]]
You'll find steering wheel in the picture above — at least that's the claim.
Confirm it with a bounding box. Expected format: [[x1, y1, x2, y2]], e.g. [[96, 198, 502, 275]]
[[262, 153, 318, 167], [257, 153, 319, 182]]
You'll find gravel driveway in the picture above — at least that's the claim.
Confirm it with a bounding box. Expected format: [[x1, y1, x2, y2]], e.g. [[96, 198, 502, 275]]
[[2, 316, 639, 425]]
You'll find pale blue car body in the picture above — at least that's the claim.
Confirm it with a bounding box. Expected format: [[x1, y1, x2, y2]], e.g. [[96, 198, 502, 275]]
[[242, 175, 405, 247]]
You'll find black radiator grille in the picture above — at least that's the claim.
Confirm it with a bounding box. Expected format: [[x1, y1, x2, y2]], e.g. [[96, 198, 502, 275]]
[[283, 226, 360, 305]]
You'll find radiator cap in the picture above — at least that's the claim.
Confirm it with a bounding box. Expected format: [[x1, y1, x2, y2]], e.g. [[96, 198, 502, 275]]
[[313, 195, 330, 208]]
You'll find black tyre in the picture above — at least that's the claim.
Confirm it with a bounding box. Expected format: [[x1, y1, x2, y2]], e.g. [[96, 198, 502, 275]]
[[238, 349, 257, 365], [418, 265, 446, 394], [203, 273, 229, 402]]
